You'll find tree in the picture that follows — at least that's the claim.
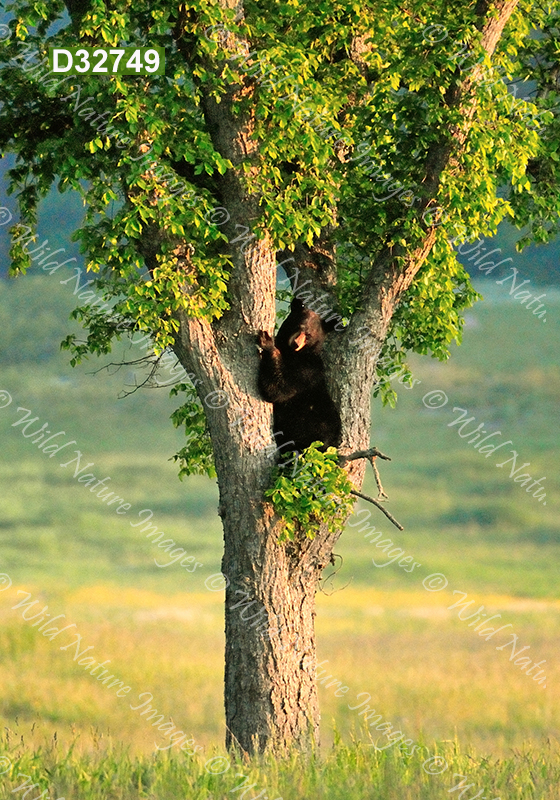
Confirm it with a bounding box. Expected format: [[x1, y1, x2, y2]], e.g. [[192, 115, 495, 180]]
[[1, 0, 559, 755]]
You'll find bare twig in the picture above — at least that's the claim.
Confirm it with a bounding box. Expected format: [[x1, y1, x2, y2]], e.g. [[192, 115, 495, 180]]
[[350, 490, 404, 531], [338, 447, 391, 464], [370, 457, 389, 501], [90, 355, 156, 372], [339, 446, 390, 500], [88, 351, 177, 397]]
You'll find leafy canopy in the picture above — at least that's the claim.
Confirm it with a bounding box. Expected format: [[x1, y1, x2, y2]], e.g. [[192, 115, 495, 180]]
[[1, 0, 559, 462]]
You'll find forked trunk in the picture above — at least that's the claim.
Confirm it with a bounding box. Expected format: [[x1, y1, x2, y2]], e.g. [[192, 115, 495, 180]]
[[174, 254, 381, 752], [214, 351, 378, 752]]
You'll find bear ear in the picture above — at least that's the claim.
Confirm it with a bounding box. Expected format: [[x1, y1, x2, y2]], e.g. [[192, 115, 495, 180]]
[[290, 297, 305, 314]]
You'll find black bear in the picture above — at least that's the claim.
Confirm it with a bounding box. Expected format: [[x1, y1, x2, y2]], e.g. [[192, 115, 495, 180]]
[[257, 298, 342, 454]]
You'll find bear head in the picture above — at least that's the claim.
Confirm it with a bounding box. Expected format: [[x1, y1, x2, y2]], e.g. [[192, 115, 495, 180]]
[[275, 298, 336, 354]]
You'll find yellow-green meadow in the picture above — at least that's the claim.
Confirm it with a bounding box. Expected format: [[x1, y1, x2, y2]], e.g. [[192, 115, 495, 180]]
[[1, 277, 558, 797]]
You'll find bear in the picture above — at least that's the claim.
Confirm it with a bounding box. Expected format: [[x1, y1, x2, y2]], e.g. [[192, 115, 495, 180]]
[[257, 298, 342, 454]]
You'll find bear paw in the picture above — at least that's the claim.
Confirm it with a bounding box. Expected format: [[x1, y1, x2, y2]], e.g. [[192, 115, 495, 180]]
[[257, 330, 274, 351]]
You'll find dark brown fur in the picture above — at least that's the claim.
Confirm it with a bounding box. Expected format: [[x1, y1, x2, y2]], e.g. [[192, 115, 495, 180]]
[[258, 299, 342, 454]]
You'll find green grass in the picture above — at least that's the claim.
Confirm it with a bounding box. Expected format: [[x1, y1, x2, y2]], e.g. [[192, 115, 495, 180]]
[[1, 738, 560, 799], [0, 275, 559, 796]]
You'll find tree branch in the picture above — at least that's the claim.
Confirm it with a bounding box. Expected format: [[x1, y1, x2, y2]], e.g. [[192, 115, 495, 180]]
[[338, 447, 391, 464], [357, 0, 521, 328], [350, 490, 404, 531]]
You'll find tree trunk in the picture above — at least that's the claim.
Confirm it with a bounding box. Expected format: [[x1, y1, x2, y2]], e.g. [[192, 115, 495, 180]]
[[217, 411, 375, 753], [218, 331, 380, 753], [174, 267, 379, 753], [13, 0, 522, 761], [221, 483, 323, 753]]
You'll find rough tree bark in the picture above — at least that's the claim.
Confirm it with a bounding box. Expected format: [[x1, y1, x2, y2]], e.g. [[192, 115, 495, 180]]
[[169, 0, 519, 755]]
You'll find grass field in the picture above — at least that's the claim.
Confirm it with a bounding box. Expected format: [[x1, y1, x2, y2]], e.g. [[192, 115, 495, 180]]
[[0, 274, 559, 798]]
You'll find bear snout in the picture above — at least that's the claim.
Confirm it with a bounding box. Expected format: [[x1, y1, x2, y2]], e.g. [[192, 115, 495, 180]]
[[289, 331, 307, 351]]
